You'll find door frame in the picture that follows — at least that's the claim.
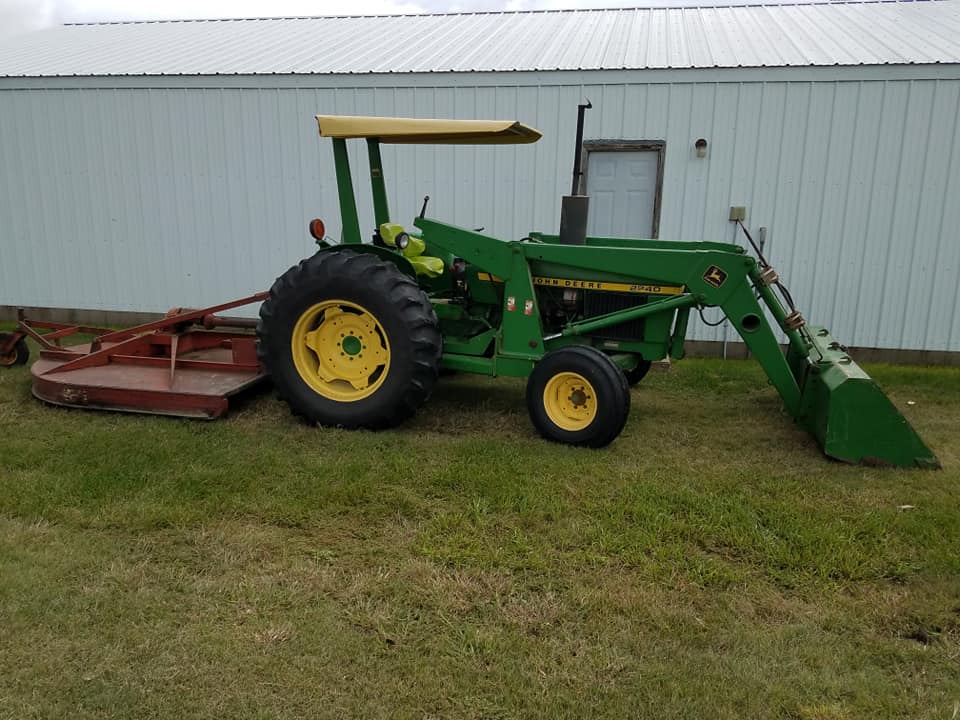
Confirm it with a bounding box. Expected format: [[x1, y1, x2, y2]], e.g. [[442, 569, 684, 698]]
[[582, 140, 666, 239]]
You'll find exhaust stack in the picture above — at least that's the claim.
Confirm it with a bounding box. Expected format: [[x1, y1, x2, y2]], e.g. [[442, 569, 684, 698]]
[[559, 100, 592, 246]]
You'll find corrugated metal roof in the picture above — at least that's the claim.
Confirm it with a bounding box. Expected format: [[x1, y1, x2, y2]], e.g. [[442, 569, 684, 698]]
[[1, 1, 959, 77]]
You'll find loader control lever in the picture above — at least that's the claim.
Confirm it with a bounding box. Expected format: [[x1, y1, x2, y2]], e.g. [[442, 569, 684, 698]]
[[419, 195, 430, 219]]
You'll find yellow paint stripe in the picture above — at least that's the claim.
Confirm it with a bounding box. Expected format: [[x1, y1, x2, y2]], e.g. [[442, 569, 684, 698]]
[[532, 277, 684, 295], [477, 272, 683, 296]]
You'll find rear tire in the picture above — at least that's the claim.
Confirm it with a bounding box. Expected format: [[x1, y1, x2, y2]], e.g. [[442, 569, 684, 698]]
[[624, 357, 652, 386], [0, 334, 28, 368], [257, 250, 441, 429], [526, 345, 630, 448]]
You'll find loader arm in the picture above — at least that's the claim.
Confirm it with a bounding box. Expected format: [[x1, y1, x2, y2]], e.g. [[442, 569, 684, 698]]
[[417, 218, 802, 408]]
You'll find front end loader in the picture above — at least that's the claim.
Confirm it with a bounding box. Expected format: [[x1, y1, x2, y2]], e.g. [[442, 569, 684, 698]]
[[4, 112, 938, 468]]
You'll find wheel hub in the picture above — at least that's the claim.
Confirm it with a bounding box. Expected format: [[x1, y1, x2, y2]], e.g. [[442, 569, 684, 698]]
[[291, 301, 390, 401], [341, 335, 362, 356], [542, 371, 597, 431]]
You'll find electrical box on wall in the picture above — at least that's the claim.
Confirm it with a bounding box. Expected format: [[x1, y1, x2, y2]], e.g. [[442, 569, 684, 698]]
[[729, 206, 746, 222]]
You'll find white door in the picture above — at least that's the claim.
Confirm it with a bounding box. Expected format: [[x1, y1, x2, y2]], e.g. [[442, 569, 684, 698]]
[[586, 150, 659, 238]]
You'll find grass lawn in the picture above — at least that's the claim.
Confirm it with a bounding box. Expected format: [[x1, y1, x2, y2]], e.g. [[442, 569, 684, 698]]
[[0, 336, 958, 719]]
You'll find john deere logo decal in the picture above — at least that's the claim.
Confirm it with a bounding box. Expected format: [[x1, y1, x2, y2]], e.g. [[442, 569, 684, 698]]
[[703, 265, 728, 288]]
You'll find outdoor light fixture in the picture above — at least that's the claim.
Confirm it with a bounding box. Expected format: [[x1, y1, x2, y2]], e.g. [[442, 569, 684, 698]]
[[695, 138, 708, 158]]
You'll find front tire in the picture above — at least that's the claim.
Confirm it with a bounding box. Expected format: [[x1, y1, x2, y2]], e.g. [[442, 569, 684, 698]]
[[257, 250, 441, 429], [526, 345, 630, 448]]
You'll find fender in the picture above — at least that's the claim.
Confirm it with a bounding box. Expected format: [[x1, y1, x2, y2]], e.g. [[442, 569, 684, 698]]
[[316, 241, 417, 278]]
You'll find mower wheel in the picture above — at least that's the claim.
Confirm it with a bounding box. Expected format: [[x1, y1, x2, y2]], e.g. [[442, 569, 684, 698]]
[[0, 334, 29, 368], [526, 345, 630, 448], [257, 250, 441, 429], [624, 358, 652, 386]]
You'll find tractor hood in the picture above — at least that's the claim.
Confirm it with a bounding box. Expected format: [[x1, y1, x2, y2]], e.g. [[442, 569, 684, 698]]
[[315, 115, 542, 144]]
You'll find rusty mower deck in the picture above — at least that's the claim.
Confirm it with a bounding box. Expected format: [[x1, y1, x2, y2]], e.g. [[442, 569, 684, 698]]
[[12, 294, 269, 419]]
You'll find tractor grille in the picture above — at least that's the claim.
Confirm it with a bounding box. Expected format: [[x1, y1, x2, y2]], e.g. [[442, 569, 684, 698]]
[[583, 291, 647, 341]]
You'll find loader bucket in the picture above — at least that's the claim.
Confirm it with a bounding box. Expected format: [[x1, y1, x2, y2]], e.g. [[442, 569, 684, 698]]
[[789, 327, 940, 469]]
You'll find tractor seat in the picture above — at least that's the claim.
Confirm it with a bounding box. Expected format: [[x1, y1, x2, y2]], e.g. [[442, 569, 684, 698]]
[[379, 223, 444, 278], [408, 255, 445, 278]]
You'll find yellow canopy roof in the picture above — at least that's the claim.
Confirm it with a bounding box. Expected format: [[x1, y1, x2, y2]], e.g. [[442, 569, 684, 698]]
[[315, 115, 541, 145]]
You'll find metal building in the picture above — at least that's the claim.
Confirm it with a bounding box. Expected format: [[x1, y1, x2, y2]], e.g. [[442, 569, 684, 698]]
[[1, 1, 959, 357]]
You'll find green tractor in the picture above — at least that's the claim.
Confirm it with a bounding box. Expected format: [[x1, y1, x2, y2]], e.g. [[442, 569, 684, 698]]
[[255, 113, 937, 468]]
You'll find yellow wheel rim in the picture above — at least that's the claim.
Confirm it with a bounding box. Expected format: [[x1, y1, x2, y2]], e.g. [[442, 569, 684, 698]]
[[542, 371, 597, 432], [291, 300, 390, 402]]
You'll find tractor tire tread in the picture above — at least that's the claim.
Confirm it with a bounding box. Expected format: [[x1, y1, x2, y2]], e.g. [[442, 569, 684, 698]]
[[257, 249, 441, 429], [526, 344, 631, 448]]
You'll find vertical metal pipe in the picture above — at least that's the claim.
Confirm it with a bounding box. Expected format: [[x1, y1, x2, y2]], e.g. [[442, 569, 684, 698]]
[[721, 217, 738, 359], [570, 100, 592, 196]]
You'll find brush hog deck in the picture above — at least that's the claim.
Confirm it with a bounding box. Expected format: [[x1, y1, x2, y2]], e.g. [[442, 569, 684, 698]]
[[12, 296, 268, 419]]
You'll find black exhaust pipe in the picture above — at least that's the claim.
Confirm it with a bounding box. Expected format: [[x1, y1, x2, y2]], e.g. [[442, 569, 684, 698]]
[[570, 99, 591, 196], [559, 100, 592, 246]]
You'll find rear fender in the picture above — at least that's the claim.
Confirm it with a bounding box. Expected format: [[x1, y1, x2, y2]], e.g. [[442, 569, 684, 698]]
[[316, 242, 417, 279]]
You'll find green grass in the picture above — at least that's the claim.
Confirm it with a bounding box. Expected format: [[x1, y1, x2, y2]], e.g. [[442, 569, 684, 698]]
[[1, 338, 958, 719]]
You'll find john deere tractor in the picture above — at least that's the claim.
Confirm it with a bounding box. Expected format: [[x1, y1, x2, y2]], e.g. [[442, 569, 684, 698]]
[[255, 113, 937, 468]]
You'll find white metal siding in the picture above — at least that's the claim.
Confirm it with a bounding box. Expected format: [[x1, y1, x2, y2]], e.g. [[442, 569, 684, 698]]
[[1, 75, 958, 350]]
